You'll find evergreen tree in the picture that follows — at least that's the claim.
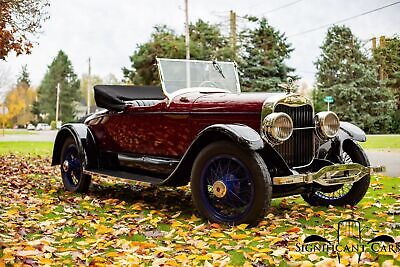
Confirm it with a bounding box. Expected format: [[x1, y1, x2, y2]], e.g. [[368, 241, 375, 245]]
[[315, 25, 395, 133], [373, 36, 400, 132], [33, 50, 80, 122], [17, 65, 31, 87], [239, 17, 295, 92], [189, 19, 234, 61]]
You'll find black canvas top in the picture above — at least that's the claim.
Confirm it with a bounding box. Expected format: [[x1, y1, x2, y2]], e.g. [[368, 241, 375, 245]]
[[94, 85, 165, 111]]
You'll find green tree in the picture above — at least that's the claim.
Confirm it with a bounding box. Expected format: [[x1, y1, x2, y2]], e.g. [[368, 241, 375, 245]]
[[122, 21, 234, 85], [33, 50, 80, 123], [122, 25, 183, 85], [239, 17, 295, 92], [373, 36, 400, 132], [80, 73, 103, 111], [17, 65, 31, 86], [189, 19, 234, 61], [315, 25, 395, 133]]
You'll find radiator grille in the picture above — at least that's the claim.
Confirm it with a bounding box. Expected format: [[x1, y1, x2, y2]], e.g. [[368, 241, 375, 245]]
[[274, 104, 314, 167]]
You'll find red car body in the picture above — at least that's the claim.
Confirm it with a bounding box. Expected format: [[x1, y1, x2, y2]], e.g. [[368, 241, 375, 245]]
[[88, 92, 277, 158]]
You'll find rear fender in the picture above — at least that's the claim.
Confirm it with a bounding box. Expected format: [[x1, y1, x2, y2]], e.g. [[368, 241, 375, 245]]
[[162, 124, 264, 186], [51, 123, 98, 169]]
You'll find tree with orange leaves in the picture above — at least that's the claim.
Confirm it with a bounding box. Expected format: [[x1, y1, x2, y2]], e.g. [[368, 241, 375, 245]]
[[0, 0, 49, 60]]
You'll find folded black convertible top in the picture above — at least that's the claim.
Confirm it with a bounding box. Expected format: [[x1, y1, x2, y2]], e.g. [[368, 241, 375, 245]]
[[94, 85, 165, 111]]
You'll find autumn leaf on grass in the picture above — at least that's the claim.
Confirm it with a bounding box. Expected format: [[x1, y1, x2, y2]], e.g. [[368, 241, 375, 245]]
[[229, 233, 248, 240], [287, 227, 301, 233], [271, 248, 286, 257], [210, 232, 225, 238], [95, 224, 114, 235], [236, 224, 249, 231]]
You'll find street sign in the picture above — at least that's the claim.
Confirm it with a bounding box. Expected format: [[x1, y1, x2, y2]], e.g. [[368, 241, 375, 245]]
[[324, 95, 334, 104]]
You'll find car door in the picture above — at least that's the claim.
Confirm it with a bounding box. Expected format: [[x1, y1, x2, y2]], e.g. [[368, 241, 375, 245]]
[[102, 95, 196, 158]]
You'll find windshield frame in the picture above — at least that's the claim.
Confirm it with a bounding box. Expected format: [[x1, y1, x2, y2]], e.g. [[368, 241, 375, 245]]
[[156, 58, 241, 99]]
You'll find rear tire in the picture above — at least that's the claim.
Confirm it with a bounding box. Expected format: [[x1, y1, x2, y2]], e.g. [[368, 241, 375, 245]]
[[60, 136, 91, 193], [302, 140, 370, 206], [191, 141, 272, 226]]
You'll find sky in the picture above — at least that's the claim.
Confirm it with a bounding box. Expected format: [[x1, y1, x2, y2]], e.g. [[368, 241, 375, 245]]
[[0, 0, 399, 93]]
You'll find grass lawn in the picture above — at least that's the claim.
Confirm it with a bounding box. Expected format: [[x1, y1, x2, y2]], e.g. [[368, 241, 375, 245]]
[[0, 141, 399, 266], [0, 141, 53, 156], [362, 135, 400, 149]]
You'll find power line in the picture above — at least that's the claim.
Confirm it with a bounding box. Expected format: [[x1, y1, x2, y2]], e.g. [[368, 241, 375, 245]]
[[212, 0, 304, 18], [256, 0, 304, 16], [288, 1, 400, 38]]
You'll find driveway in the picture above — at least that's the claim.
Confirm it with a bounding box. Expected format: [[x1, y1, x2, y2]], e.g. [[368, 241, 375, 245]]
[[365, 149, 400, 177], [0, 130, 57, 142]]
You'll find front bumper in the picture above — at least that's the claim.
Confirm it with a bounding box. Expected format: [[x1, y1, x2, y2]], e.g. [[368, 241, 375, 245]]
[[273, 163, 385, 186]]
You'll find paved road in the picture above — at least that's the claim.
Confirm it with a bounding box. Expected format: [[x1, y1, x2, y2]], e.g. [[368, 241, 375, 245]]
[[1, 131, 399, 177], [0, 130, 57, 142], [366, 150, 400, 177]]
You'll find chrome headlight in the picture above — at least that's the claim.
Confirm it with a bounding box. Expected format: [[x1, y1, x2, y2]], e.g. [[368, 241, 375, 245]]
[[315, 111, 340, 139], [262, 112, 293, 143]]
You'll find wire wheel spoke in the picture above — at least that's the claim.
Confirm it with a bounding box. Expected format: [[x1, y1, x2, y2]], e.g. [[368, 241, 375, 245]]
[[201, 155, 254, 220], [63, 147, 81, 186], [316, 151, 354, 200]]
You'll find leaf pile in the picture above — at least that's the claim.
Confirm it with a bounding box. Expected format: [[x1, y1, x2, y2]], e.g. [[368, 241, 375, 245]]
[[0, 155, 399, 266]]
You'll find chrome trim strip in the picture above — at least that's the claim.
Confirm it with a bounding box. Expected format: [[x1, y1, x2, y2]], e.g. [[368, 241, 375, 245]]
[[293, 126, 316, 130], [118, 154, 179, 166], [273, 163, 385, 186]]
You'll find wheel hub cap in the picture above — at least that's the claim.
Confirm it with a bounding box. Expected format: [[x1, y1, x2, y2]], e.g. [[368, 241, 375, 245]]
[[62, 160, 69, 172], [212, 180, 227, 198]]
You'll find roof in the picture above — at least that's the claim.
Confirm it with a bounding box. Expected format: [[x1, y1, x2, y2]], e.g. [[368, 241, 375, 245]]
[[93, 85, 165, 111]]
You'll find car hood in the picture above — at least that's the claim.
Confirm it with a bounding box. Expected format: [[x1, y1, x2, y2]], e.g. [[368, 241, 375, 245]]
[[191, 92, 285, 113]]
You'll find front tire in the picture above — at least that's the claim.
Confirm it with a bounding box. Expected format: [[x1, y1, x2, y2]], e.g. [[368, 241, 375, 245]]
[[191, 141, 272, 225], [60, 136, 91, 193], [302, 140, 370, 206]]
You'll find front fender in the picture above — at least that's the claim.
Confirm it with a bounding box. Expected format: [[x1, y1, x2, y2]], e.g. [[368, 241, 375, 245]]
[[161, 123, 264, 186], [198, 124, 264, 151], [51, 123, 98, 168], [339, 121, 366, 142], [317, 121, 366, 160]]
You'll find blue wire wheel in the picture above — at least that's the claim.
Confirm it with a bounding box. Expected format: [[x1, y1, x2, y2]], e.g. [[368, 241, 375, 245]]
[[199, 155, 255, 222], [61, 145, 82, 187]]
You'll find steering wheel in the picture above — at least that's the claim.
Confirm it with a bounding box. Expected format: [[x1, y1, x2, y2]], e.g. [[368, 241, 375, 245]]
[[199, 81, 219, 88]]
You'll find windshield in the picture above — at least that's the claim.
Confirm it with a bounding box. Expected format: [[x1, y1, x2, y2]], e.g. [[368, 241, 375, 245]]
[[157, 58, 240, 96]]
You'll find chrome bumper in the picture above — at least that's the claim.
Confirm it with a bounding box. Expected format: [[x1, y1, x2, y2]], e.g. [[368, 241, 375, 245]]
[[273, 163, 386, 186]]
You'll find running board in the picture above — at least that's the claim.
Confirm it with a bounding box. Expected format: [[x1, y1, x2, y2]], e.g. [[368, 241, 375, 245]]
[[83, 169, 164, 185]]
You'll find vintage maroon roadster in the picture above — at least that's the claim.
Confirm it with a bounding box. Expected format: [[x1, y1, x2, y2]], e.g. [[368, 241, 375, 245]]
[[52, 58, 384, 225]]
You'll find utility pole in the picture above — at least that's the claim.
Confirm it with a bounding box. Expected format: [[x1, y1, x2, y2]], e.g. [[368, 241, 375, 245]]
[[184, 0, 190, 88], [379, 35, 386, 80], [1, 102, 5, 136], [230, 10, 237, 58], [87, 57, 91, 114], [55, 83, 60, 123], [371, 37, 377, 50]]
